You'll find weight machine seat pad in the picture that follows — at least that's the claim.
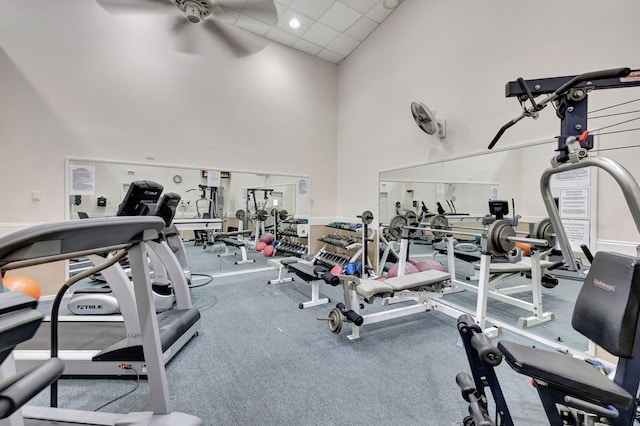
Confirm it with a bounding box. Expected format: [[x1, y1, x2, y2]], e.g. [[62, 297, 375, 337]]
[[356, 280, 395, 300], [497, 340, 633, 409], [219, 238, 246, 247], [267, 257, 299, 269], [356, 270, 451, 300], [472, 257, 554, 273], [385, 270, 450, 291]]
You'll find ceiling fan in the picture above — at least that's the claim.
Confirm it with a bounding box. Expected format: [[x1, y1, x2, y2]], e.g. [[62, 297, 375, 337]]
[[96, 0, 278, 56]]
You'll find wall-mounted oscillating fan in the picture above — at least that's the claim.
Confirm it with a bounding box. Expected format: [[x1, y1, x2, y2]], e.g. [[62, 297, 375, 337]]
[[410, 101, 446, 139], [96, 0, 277, 56]]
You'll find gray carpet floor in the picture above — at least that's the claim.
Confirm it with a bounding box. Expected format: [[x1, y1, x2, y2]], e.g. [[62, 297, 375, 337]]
[[25, 244, 601, 425]]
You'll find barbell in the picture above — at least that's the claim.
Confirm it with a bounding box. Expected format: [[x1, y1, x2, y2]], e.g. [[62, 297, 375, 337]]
[[235, 209, 269, 222]]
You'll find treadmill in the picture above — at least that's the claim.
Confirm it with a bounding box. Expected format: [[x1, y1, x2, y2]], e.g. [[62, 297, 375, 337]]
[[0, 216, 201, 424], [14, 181, 201, 377]]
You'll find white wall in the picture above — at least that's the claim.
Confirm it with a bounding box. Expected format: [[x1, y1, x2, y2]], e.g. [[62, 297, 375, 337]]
[[0, 0, 337, 232], [337, 0, 640, 236]]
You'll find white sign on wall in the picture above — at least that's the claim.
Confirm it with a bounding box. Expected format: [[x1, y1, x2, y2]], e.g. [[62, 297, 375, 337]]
[[69, 164, 95, 195], [207, 170, 221, 187], [559, 188, 590, 219], [561, 219, 590, 251]]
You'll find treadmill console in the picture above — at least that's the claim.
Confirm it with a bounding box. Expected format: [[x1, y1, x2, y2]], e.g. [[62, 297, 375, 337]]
[[117, 180, 163, 217]]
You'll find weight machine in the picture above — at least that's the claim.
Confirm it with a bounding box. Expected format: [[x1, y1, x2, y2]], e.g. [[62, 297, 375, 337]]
[[457, 67, 640, 426]]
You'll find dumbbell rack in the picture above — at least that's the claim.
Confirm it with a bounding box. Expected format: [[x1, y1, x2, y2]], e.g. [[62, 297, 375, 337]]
[[274, 238, 308, 257], [313, 225, 366, 269], [274, 219, 309, 258]]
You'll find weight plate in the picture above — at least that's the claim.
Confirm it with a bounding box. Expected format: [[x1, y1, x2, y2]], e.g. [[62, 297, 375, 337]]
[[256, 209, 268, 222], [533, 218, 556, 248], [235, 209, 245, 220], [278, 210, 288, 221], [361, 210, 374, 225], [389, 215, 408, 240], [430, 214, 450, 230], [488, 220, 515, 256], [270, 208, 278, 217], [328, 308, 343, 334]]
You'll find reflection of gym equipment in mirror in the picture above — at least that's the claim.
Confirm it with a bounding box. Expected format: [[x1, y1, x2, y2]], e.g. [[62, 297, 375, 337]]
[[387, 200, 558, 331], [186, 184, 222, 219], [455, 66, 640, 426]]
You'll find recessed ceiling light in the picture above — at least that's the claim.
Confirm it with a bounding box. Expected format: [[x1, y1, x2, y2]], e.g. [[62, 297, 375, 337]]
[[289, 18, 300, 29]]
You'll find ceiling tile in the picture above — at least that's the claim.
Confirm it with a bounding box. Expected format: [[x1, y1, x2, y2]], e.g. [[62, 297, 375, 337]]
[[292, 38, 323, 55], [326, 33, 360, 56], [343, 15, 378, 41], [365, 1, 393, 23], [318, 2, 361, 32], [289, 0, 335, 20], [265, 27, 298, 46], [301, 21, 340, 47], [316, 48, 345, 63], [235, 14, 271, 36], [242, 0, 279, 25], [337, 0, 380, 15], [276, 8, 315, 35]]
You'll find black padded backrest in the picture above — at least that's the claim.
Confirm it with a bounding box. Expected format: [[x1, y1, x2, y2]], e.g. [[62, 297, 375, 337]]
[[572, 251, 640, 358]]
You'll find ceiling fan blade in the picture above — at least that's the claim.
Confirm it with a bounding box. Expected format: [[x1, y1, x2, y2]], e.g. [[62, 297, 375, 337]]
[[202, 18, 250, 57], [172, 16, 204, 55], [217, 0, 278, 24], [96, 0, 174, 14]]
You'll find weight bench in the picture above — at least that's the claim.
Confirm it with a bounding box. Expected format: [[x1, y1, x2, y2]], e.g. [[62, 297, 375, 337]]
[[266, 257, 298, 285], [444, 236, 556, 329], [322, 269, 457, 340], [217, 238, 254, 265], [280, 259, 333, 309]]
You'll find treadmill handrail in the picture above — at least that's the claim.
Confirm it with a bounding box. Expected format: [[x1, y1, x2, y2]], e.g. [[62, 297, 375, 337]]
[[0, 216, 165, 270]]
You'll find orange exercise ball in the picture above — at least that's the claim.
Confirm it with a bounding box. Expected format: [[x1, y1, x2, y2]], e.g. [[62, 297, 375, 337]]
[[3, 275, 42, 300]]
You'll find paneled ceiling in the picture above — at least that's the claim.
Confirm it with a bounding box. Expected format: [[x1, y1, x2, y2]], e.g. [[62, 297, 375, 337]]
[[224, 0, 404, 64]]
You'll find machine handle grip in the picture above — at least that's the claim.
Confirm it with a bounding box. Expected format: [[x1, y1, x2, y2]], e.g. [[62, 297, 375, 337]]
[[580, 244, 594, 263], [563, 396, 619, 419], [455, 372, 476, 402], [547, 261, 565, 270], [322, 271, 340, 286], [488, 115, 524, 149], [554, 67, 631, 96], [470, 334, 503, 366], [456, 373, 495, 426], [457, 314, 479, 333], [0, 359, 64, 419], [344, 310, 364, 326]]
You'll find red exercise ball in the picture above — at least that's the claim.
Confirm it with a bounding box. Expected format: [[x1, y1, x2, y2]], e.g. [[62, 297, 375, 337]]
[[387, 262, 419, 278], [255, 242, 267, 252], [259, 233, 275, 244], [263, 245, 275, 257], [3, 275, 42, 300], [416, 259, 446, 272]]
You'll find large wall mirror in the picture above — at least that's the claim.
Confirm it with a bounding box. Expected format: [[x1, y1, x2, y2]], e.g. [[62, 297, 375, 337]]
[[66, 158, 310, 276], [378, 138, 639, 354]]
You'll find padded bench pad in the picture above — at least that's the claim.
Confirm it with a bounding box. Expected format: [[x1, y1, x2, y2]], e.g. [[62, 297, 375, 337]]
[[219, 238, 245, 247], [285, 261, 319, 282], [473, 257, 554, 273], [498, 340, 632, 409], [356, 270, 450, 300]]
